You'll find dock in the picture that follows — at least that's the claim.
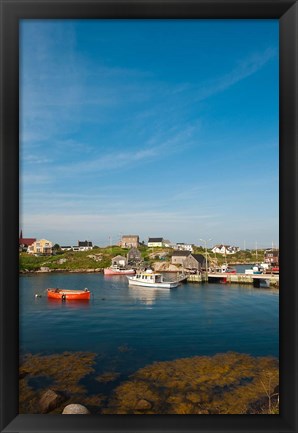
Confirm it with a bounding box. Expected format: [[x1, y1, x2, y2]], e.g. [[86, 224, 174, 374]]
[[187, 272, 279, 288]]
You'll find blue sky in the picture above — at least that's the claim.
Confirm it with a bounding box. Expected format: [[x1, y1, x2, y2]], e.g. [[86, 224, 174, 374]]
[[20, 19, 279, 248]]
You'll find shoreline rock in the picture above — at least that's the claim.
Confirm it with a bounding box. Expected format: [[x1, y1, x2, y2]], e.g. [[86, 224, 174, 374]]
[[39, 389, 67, 414], [62, 404, 90, 414]]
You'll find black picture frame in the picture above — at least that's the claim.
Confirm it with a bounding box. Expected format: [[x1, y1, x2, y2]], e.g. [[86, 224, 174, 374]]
[[0, 1, 297, 432]]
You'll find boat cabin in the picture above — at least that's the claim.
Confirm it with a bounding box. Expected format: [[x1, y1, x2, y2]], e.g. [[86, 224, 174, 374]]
[[135, 272, 163, 283]]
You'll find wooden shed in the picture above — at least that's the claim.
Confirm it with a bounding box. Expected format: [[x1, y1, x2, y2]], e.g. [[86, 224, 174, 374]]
[[183, 254, 206, 272], [127, 247, 142, 264], [112, 255, 127, 267], [171, 251, 191, 266]]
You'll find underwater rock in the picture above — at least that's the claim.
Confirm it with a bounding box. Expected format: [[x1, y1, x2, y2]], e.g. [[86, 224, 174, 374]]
[[19, 369, 29, 380], [39, 389, 66, 413], [96, 371, 120, 383], [62, 403, 90, 414], [135, 399, 152, 410], [106, 352, 279, 414]]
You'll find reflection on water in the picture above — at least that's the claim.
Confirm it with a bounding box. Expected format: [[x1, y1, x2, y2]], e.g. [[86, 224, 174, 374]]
[[20, 272, 279, 364], [46, 297, 91, 310], [128, 286, 171, 306]]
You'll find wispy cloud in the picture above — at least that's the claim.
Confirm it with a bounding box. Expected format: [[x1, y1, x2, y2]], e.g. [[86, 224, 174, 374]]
[[195, 47, 277, 101], [20, 21, 278, 246], [21, 174, 52, 185], [22, 155, 53, 164]]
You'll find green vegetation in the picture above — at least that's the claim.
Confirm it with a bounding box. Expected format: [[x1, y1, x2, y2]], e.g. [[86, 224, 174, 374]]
[[19, 246, 128, 272], [192, 247, 265, 266], [19, 246, 265, 272]]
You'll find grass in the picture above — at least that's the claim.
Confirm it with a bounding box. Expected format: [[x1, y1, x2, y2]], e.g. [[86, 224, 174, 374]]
[[19, 246, 266, 272], [19, 246, 129, 272]]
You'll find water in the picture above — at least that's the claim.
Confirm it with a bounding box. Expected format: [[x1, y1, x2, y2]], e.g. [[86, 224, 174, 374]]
[[20, 272, 279, 367]]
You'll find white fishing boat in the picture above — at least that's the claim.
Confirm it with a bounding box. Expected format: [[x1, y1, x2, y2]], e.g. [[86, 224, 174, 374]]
[[127, 269, 180, 289], [245, 264, 265, 275]]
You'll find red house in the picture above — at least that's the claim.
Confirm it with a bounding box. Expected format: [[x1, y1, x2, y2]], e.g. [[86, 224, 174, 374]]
[[19, 230, 36, 252]]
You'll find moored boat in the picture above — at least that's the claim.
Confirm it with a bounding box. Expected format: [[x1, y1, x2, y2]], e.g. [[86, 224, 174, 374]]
[[127, 270, 179, 289], [104, 266, 135, 276], [47, 288, 91, 300], [264, 266, 279, 274], [245, 264, 264, 275], [210, 264, 236, 274]]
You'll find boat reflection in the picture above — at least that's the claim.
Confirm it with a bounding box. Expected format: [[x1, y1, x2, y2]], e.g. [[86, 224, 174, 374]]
[[128, 286, 171, 306], [46, 297, 90, 309]]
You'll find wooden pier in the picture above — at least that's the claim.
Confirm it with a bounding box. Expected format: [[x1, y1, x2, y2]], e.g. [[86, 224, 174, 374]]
[[187, 273, 279, 288]]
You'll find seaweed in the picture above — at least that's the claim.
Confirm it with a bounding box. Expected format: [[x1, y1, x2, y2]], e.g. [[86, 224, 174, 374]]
[[19, 351, 279, 415], [104, 352, 279, 414], [19, 351, 105, 413]]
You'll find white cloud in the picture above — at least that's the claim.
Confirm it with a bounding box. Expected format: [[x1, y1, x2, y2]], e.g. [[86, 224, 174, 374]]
[[195, 47, 277, 101]]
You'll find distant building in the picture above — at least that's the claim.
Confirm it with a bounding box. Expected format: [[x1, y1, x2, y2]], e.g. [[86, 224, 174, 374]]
[[60, 246, 72, 251], [211, 245, 239, 255], [171, 251, 191, 266], [173, 243, 194, 252], [148, 237, 163, 248], [121, 235, 139, 248], [27, 239, 53, 255], [111, 255, 127, 267], [127, 247, 142, 264], [60, 242, 93, 252], [19, 231, 36, 252], [183, 254, 206, 272], [75, 240, 93, 251], [264, 249, 279, 266]]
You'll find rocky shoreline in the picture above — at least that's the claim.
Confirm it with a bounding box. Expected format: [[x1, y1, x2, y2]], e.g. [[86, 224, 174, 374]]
[[19, 351, 279, 415], [19, 268, 104, 274], [19, 261, 258, 275]]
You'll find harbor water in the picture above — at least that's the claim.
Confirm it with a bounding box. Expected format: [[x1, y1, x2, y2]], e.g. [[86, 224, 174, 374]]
[[20, 271, 279, 383]]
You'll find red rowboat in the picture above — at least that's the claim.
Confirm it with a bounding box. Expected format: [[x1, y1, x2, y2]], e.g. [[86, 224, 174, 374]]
[[47, 288, 91, 300]]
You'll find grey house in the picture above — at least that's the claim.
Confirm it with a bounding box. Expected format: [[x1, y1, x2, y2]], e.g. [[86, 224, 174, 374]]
[[171, 251, 191, 266], [183, 254, 206, 272], [127, 247, 142, 264], [111, 255, 127, 268]]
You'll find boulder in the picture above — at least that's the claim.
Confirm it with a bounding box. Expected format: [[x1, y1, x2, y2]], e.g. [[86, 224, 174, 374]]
[[62, 404, 90, 414], [39, 389, 66, 413], [135, 399, 152, 410]]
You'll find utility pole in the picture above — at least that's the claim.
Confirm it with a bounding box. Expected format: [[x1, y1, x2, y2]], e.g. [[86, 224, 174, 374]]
[[200, 238, 212, 281]]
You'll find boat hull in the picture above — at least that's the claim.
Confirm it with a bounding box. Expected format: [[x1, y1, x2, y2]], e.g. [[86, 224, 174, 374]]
[[104, 268, 135, 275], [47, 289, 91, 300], [127, 277, 178, 289]]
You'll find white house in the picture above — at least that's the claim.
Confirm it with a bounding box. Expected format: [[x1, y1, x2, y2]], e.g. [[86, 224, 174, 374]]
[[211, 244, 239, 255], [71, 240, 93, 252], [173, 243, 194, 252], [148, 237, 164, 247], [111, 255, 127, 267], [61, 246, 72, 251]]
